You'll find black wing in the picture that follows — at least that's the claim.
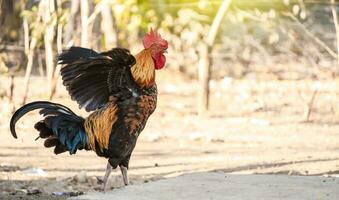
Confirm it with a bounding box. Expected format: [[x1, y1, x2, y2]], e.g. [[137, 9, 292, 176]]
[[59, 47, 139, 112]]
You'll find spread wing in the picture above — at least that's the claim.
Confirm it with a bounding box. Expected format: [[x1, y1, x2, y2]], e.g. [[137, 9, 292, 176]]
[[58, 47, 139, 112]]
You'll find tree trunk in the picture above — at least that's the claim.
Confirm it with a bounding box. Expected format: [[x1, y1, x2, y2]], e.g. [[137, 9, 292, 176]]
[[0, 0, 14, 42], [206, 0, 232, 46], [49, 0, 63, 100], [9, 75, 14, 102], [10, 74, 15, 113], [101, 3, 117, 50], [42, 0, 56, 99], [21, 0, 44, 105], [64, 0, 79, 47], [23, 18, 29, 55], [81, 0, 89, 47], [22, 38, 37, 105], [198, 44, 210, 116], [198, 0, 231, 116], [331, 0, 339, 70]]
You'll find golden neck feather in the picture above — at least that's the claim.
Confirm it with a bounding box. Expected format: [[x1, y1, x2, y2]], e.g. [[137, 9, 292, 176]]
[[131, 49, 155, 88]]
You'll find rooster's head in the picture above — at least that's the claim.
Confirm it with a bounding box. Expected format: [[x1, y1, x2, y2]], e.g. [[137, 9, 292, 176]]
[[142, 28, 168, 70]]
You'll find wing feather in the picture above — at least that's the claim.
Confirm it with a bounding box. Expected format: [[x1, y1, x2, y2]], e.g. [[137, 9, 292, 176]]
[[58, 47, 138, 112]]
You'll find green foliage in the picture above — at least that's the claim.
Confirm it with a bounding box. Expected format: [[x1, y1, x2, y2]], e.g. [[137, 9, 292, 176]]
[[0, 0, 338, 79]]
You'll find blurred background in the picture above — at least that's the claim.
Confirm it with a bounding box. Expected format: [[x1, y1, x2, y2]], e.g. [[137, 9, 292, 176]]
[[1, 0, 339, 199]]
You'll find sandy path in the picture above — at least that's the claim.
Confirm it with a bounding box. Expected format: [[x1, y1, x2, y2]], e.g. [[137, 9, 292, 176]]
[[73, 172, 339, 200]]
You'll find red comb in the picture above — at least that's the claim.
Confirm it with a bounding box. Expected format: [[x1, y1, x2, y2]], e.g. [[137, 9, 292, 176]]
[[143, 28, 168, 49]]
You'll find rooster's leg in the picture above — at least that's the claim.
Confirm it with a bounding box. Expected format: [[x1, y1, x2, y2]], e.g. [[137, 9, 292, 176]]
[[120, 165, 129, 185], [101, 161, 113, 191]]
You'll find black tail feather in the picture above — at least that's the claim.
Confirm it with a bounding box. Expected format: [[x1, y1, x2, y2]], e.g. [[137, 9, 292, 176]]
[[34, 121, 53, 139], [10, 101, 87, 155], [54, 144, 67, 154], [10, 101, 76, 139], [44, 137, 59, 148]]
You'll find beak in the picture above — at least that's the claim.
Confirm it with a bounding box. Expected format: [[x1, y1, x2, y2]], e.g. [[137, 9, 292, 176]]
[[163, 49, 168, 54]]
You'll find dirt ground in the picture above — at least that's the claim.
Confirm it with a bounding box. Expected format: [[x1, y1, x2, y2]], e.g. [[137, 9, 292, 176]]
[[1, 73, 339, 199], [73, 173, 339, 200]]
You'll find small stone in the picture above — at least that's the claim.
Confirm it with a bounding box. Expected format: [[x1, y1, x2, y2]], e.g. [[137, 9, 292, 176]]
[[69, 191, 84, 197], [74, 171, 87, 183], [27, 189, 41, 195], [21, 168, 47, 177]]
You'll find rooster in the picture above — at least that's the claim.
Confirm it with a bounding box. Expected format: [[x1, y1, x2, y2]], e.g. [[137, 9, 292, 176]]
[[9, 29, 168, 191]]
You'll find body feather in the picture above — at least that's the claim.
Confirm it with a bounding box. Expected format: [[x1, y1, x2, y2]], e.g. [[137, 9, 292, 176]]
[[10, 29, 168, 190], [131, 49, 155, 88], [84, 102, 118, 150], [10, 46, 159, 170], [10, 101, 87, 154]]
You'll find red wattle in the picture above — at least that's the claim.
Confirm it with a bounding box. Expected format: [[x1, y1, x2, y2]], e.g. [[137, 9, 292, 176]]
[[154, 54, 166, 70]]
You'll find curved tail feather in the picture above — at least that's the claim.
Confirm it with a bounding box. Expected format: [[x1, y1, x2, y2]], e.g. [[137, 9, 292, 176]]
[[10, 101, 76, 138], [10, 101, 88, 154]]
